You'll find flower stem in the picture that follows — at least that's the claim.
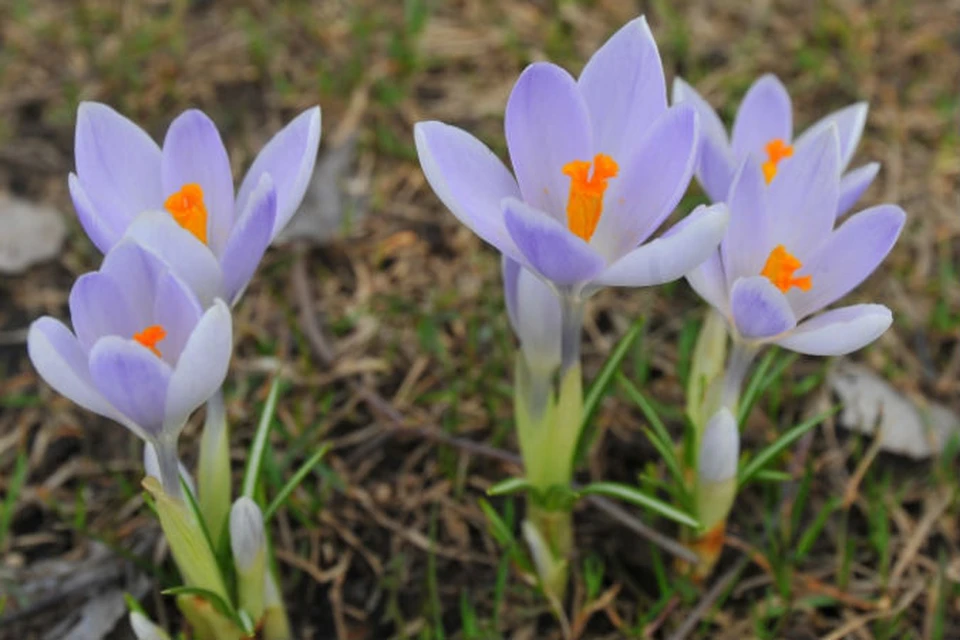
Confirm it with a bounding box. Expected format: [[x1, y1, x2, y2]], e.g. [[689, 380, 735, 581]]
[[721, 342, 759, 414], [155, 438, 183, 501], [559, 294, 585, 378]]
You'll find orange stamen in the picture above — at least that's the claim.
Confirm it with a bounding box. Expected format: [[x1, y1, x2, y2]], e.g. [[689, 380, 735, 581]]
[[761, 244, 812, 293], [133, 325, 166, 357], [164, 183, 208, 244], [761, 138, 793, 184], [562, 153, 619, 242]]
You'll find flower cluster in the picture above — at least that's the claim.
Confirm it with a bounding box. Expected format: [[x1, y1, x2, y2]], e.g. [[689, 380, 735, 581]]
[[28, 102, 321, 639], [415, 15, 905, 594], [25, 10, 909, 634]]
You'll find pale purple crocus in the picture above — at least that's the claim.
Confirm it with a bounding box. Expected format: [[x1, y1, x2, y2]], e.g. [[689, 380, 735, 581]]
[[415, 17, 728, 302], [69, 103, 321, 306], [686, 125, 905, 360], [673, 74, 877, 217], [27, 241, 232, 498]]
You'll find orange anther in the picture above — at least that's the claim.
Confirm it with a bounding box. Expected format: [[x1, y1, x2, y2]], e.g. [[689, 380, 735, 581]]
[[133, 325, 166, 357], [164, 183, 208, 244], [562, 153, 619, 242], [761, 244, 812, 293], [761, 138, 793, 184]]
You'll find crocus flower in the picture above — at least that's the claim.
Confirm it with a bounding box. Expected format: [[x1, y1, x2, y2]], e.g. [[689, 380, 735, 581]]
[[27, 241, 232, 493], [673, 73, 877, 217], [69, 102, 321, 306], [686, 126, 905, 356], [415, 17, 728, 296]]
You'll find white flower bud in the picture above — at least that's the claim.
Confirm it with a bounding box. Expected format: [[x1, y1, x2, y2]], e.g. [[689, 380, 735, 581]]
[[230, 497, 266, 572], [697, 408, 739, 483], [130, 610, 171, 640], [231, 497, 267, 621]]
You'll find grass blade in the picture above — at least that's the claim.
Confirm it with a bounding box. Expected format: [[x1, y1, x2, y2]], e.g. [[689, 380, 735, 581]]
[[487, 477, 532, 497], [262, 443, 331, 522], [241, 377, 282, 500], [575, 319, 645, 462], [577, 481, 700, 529], [738, 406, 838, 487], [617, 375, 685, 489], [738, 349, 798, 425]]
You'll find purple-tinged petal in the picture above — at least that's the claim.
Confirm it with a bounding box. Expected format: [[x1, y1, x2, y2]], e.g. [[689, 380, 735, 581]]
[[730, 276, 796, 340], [164, 300, 232, 435], [836, 162, 879, 218], [698, 129, 738, 205], [124, 211, 224, 307], [502, 256, 562, 371], [595, 203, 728, 287], [220, 174, 277, 305], [672, 77, 736, 203], [89, 336, 172, 440], [672, 77, 730, 151], [74, 102, 163, 243], [69, 174, 120, 253], [776, 304, 891, 356], [505, 62, 593, 219], [27, 317, 132, 430], [687, 249, 728, 313], [591, 104, 699, 260], [153, 270, 204, 368], [578, 17, 667, 159], [161, 110, 236, 255], [767, 125, 841, 257], [69, 272, 140, 351], [731, 75, 793, 159], [787, 204, 905, 319], [502, 197, 606, 287], [722, 158, 770, 286], [99, 241, 164, 324], [236, 106, 321, 238], [414, 121, 520, 254], [794, 102, 868, 171]]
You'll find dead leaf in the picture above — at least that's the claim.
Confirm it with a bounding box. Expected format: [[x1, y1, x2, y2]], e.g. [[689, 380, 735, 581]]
[[829, 361, 960, 459], [0, 195, 67, 274]]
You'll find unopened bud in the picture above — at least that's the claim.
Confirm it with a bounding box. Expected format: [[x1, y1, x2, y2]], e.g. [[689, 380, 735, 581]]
[[695, 408, 740, 531], [697, 408, 739, 483], [129, 612, 170, 640], [230, 497, 267, 620], [230, 497, 265, 571]]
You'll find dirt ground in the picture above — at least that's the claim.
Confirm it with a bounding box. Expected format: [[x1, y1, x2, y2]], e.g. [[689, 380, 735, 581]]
[[1, 0, 959, 638]]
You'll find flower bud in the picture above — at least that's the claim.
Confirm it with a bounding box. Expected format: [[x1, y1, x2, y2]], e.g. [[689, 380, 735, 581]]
[[230, 497, 267, 621], [129, 612, 171, 640], [695, 408, 739, 531], [230, 497, 266, 571], [697, 408, 739, 484]]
